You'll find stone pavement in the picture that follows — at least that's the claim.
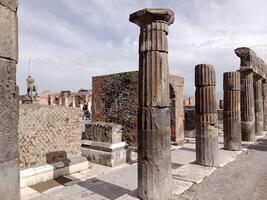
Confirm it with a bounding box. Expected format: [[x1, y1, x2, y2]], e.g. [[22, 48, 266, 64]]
[[21, 134, 265, 200]]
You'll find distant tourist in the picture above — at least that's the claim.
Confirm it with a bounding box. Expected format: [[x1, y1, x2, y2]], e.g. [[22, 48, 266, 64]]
[[83, 103, 91, 120]]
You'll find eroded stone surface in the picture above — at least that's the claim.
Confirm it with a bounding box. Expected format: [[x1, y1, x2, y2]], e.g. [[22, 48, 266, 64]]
[[0, 0, 18, 12], [195, 64, 219, 167], [0, 4, 18, 61], [130, 8, 174, 200], [223, 72, 242, 151]]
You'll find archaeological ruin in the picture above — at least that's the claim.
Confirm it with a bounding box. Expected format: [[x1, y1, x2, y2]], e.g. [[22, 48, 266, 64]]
[[1, 1, 267, 200]]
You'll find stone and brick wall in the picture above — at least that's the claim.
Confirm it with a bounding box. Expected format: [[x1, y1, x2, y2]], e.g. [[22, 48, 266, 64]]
[[19, 105, 82, 168], [92, 71, 184, 146], [92, 71, 139, 146]]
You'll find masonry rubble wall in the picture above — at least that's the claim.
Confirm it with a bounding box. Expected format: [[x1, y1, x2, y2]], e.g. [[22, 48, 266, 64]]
[[92, 71, 184, 146], [19, 105, 82, 168]]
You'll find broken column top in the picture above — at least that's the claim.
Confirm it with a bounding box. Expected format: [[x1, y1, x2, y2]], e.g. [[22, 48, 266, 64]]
[[234, 47, 266, 79], [129, 8, 175, 27], [195, 64, 216, 87]]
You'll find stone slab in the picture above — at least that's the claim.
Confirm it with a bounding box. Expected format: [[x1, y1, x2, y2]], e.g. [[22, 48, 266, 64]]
[[171, 178, 193, 195], [82, 147, 127, 167], [0, 5, 17, 61], [218, 149, 242, 167], [172, 163, 216, 184]]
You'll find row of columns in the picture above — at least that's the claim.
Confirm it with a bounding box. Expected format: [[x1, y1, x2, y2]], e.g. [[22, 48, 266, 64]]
[[130, 8, 267, 200]]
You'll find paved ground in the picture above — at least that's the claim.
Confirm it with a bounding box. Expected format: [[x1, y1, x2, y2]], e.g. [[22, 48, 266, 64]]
[[177, 135, 267, 200], [21, 134, 267, 200]]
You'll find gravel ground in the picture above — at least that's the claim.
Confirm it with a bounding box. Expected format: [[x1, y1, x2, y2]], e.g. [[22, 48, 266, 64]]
[[176, 135, 267, 200]]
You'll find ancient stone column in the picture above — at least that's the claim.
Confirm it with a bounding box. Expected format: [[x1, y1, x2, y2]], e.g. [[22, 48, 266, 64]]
[[223, 72, 242, 151], [129, 8, 174, 200], [240, 71, 255, 141], [0, 1, 20, 199], [195, 64, 219, 167], [263, 81, 267, 131], [254, 78, 264, 135]]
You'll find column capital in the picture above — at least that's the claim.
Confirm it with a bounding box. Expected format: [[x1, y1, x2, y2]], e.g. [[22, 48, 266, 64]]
[[129, 8, 174, 27]]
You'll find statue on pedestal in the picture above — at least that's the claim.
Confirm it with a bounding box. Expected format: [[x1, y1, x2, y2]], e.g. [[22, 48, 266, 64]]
[[26, 75, 38, 100]]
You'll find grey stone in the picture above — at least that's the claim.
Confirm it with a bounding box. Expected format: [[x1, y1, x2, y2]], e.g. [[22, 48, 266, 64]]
[[0, 4, 18, 61], [0, 158, 20, 200], [0, 58, 18, 163], [0, 0, 18, 12]]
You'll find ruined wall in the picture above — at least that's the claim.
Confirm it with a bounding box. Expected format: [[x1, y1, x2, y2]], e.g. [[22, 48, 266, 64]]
[[19, 105, 82, 168], [0, 1, 20, 199], [92, 71, 184, 146], [92, 71, 139, 146]]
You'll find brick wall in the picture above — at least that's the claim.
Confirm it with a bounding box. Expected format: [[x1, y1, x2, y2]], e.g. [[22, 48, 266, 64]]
[[92, 71, 184, 146], [19, 105, 82, 168]]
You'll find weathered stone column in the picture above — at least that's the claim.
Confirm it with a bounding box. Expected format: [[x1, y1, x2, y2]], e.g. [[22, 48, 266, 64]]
[[223, 72, 242, 151], [240, 71, 255, 141], [254, 78, 264, 135], [195, 64, 219, 167], [0, 1, 20, 199], [129, 8, 174, 200], [263, 81, 267, 131]]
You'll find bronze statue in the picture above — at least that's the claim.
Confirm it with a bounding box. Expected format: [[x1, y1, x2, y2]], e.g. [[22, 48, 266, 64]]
[[26, 75, 37, 99]]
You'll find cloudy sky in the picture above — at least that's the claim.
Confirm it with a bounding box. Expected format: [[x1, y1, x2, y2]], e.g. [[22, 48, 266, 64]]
[[17, 0, 267, 97]]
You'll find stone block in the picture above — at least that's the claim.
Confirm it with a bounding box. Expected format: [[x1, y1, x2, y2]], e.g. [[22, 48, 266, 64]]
[[82, 122, 122, 144], [0, 0, 18, 12], [82, 145, 127, 167], [82, 122, 127, 167], [0, 5, 18, 61], [0, 158, 20, 199], [0, 58, 18, 163], [172, 163, 216, 184]]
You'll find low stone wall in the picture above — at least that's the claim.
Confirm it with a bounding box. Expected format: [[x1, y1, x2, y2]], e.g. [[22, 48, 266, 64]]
[[19, 105, 82, 169]]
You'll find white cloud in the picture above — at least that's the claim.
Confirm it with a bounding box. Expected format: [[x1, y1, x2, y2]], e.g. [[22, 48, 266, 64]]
[[17, 0, 267, 98]]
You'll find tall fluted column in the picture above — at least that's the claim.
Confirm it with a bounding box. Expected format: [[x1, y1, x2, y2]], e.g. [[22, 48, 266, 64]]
[[195, 64, 219, 167], [130, 8, 174, 200], [223, 72, 242, 150], [254, 78, 264, 135], [0, 1, 20, 199], [263, 81, 267, 131], [240, 71, 255, 141]]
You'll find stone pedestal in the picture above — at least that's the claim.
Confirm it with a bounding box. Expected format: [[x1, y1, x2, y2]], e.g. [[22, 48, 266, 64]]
[[223, 72, 242, 151], [240, 71, 255, 141], [195, 64, 219, 167], [130, 8, 174, 200], [0, 1, 20, 199], [81, 122, 127, 167], [254, 78, 264, 135], [263, 82, 267, 131]]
